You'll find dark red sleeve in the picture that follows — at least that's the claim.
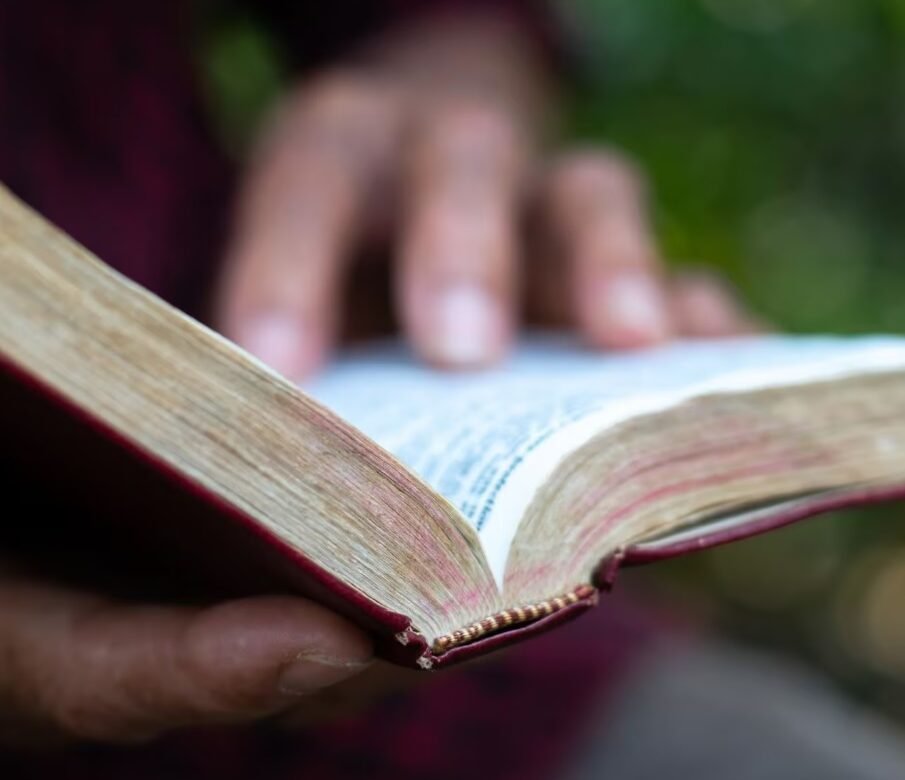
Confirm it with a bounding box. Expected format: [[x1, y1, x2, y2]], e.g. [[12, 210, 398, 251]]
[[0, 0, 233, 318], [249, 0, 566, 74]]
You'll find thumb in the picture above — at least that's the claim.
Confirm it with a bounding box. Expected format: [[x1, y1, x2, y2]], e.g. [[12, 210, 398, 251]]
[[0, 575, 373, 745]]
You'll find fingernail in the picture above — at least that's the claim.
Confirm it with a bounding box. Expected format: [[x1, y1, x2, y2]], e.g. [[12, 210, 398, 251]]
[[278, 653, 372, 696], [600, 274, 671, 343], [238, 313, 315, 380], [429, 284, 502, 367]]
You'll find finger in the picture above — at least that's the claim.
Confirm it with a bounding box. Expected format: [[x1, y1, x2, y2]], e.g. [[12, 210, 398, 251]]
[[398, 100, 528, 367], [277, 661, 420, 729], [545, 150, 673, 349], [217, 75, 403, 380], [0, 577, 372, 744], [671, 271, 763, 337]]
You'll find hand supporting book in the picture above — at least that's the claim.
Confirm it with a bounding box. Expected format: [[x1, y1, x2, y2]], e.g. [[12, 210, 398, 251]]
[[6, 2, 898, 757]]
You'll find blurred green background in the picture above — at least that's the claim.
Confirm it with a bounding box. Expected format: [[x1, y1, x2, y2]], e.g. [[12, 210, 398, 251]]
[[562, 0, 905, 729], [198, 0, 905, 725]]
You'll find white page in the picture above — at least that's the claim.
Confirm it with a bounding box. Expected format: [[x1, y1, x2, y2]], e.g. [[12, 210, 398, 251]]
[[305, 335, 905, 585]]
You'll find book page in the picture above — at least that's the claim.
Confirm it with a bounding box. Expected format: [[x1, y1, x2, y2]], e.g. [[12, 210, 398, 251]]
[[305, 335, 905, 585]]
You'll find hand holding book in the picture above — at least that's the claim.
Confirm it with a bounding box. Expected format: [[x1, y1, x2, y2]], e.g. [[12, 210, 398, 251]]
[[10, 172, 905, 740], [0, 562, 374, 744], [0, 176, 758, 745], [0, 13, 822, 748]]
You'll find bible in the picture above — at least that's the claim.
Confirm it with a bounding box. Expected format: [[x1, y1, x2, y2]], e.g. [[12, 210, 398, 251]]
[[2, 184, 905, 669]]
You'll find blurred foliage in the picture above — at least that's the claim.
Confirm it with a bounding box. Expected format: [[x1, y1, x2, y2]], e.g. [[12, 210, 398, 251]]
[[563, 0, 905, 333], [197, 0, 905, 723], [562, 0, 905, 725], [196, 7, 286, 156]]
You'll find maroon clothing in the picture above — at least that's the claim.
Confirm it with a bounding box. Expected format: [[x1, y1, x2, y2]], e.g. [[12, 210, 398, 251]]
[[0, 2, 663, 776], [0, 0, 230, 316]]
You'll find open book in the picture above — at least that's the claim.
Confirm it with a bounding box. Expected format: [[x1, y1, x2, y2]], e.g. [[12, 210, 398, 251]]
[[3, 184, 905, 669]]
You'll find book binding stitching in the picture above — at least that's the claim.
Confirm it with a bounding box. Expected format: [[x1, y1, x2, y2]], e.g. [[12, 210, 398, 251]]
[[431, 584, 597, 654]]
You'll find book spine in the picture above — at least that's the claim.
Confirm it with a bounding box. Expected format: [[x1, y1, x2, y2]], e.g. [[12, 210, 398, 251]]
[[431, 585, 597, 654], [420, 588, 600, 669]]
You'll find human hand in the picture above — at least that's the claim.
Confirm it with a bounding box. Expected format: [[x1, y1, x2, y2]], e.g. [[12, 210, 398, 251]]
[[2, 15, 761, 750], [215, 12, 758, 379], [0, 564, 373, 746]]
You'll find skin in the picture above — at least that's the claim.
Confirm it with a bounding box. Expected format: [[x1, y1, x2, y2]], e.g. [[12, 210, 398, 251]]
[[0, 11, 757, 746]]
